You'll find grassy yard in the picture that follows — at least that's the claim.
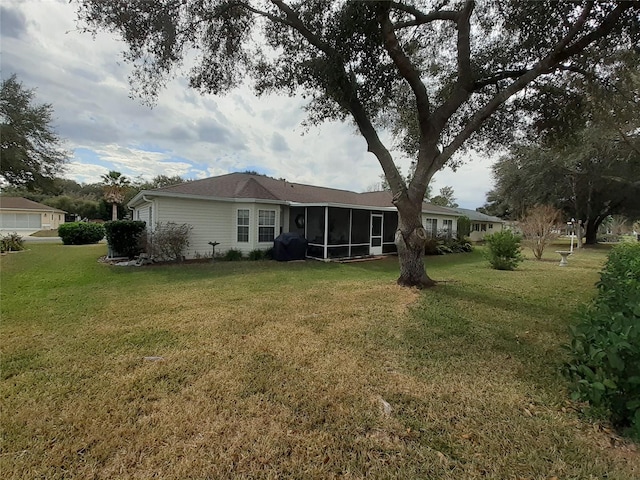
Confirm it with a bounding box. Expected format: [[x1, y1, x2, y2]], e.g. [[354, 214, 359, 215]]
[[1, 244, 638, 479]]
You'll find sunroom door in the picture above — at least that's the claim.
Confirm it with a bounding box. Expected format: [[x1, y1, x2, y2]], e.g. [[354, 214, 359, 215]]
[[370, 213, 383, 255]]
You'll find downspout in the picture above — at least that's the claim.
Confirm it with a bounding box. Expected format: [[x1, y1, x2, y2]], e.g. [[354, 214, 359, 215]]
[[128, 194, 153, 219]]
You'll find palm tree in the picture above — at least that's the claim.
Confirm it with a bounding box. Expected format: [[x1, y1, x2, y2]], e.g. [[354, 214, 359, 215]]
[[101, 171, 130, 221]]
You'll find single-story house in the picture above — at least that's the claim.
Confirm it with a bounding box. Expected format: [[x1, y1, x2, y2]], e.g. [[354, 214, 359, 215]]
[[453, 207, 505, 241], [127, 172, 462, 260], [0, 197, 66, 236]]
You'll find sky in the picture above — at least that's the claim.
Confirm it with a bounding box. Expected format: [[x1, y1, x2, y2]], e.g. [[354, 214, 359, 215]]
[[1, 0, 498, 209]]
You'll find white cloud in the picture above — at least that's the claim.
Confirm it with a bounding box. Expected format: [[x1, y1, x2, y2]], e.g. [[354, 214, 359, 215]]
[[2, 0, 496, 207], [64, 161, 109, 185]]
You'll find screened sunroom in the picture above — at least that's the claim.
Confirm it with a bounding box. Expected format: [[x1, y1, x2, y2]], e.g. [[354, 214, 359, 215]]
[[288, 205, 398, 260]]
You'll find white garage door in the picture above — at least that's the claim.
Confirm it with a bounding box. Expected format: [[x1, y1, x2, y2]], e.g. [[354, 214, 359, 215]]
[[0, 213, 42, 229]]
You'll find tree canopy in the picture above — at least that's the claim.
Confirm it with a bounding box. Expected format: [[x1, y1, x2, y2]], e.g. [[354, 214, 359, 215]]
[[430, 186, 458, 208], [0, 74, 68, 191], [77, 0, 639, 286], [483, 49, 640, 244]]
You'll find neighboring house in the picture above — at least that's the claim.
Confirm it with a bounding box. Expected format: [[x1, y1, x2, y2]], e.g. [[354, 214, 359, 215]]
[[127, 172, 461, 260], [0, 197, 66, 236], [453, 207, 505, 241]]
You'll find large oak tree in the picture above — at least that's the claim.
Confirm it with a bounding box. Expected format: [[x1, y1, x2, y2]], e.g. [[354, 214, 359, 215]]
[[77, 0, 638, 287], [0, 74, 68, 192], [483, 48, 640, 244]]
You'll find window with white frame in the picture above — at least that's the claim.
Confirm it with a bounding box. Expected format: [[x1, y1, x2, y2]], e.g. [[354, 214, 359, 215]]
[[258, 209, 276, 242], [424, 218, 437, 237], [443, 219, 453, 232], [237, 209, 249, 242]]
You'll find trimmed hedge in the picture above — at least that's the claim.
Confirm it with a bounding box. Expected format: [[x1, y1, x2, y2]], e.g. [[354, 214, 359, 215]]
[[566, 243, 640, 439], [104, 220, 146, 259], [58, 222, 105, 245]]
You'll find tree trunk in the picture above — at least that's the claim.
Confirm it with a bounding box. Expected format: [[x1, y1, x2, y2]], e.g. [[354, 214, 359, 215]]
[[584, 220, 599, 245], [576, 222, 583, 249], [111, 203, 118, 221], [395, 206, 436, 288]]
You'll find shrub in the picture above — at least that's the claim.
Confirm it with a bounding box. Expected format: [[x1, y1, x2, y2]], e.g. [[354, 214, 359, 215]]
[[145, 222, 192, 262], [58, 222, 105, 245], [519, 204, 562, 260], [223, 248, 243, 261], [104, 220, 147, 258], [484, 230, 523, 270], [444, 236, 473, 253], [424, 238, 440, 255], [1, 233, 20, 252], [565, 243, 640, 439], [424, 235, 473, 256], [457, 215, 471, 240], [0, 232, 24, 252], [597, 234, 620, 243], [248, 249, 265, 260]]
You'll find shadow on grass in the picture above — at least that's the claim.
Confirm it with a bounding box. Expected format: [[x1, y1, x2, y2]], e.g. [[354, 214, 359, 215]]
[[402, 282, 573, 390]]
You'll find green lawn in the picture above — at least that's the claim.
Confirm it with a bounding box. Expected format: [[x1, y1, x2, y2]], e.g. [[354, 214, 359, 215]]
[[1, 244, 638, 479]]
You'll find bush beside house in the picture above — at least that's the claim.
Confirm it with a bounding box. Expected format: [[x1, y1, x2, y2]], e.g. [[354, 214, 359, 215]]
[[104, 220, 146, 259], [143, 222, 192, 262]]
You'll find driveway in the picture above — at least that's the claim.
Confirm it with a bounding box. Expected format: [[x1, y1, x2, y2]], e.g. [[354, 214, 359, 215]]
[[22, 236, 63, 244]]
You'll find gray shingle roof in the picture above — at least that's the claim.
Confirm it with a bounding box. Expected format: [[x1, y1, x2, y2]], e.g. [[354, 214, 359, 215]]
[[138, 172, 459, 215], [453, 207, 504, 223], [0, 197, 66, 213]]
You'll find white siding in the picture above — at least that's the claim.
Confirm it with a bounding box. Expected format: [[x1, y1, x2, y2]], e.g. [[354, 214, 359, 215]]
[[231, 202, 282, 254], [154, 197, 234, 259], [136, 205, 151, 228], [131, 198, 285, 259], [422, 213, 458, 236]]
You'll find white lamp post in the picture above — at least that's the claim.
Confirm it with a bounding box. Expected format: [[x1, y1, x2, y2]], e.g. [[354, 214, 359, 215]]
[[568, 218, 575, 253]]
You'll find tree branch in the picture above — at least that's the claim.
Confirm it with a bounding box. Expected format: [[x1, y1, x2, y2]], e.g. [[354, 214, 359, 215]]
[[429, 0, 475, 131], [377, 2, 434, 201], [232, 1, 296, 29], [474, 69, 530, 89], [616, 129, 640, 156], [377, 4, 431, 128], [436, 1, 632, 171], [552, 1, 594, 54], [268, 0, 333, 54], [267, 0, 406, 197], [555, 2, 629, 63], [390, 1, 459, 29], [456, 0, 474, 87]]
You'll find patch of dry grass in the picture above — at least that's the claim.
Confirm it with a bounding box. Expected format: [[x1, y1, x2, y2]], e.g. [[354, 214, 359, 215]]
[[1, 244, 638, 478]]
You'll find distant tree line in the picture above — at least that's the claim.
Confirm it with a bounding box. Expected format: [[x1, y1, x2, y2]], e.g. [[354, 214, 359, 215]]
[[1, 174, 188, 221]]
